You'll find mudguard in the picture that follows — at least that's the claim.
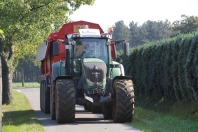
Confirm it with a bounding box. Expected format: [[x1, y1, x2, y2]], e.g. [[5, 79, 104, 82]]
[[111, 61, 125, 78], [110, 61, 132, 91], [52, 61, 72, 81]]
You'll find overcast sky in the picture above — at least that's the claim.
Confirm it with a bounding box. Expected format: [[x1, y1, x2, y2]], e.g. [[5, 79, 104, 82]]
[[69, 0, 198, 30]]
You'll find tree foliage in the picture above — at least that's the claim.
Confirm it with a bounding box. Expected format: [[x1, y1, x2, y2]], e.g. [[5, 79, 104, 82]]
[[172, 15, 198, 34], [140, 20, 173, 42], [0, 29, 4, 39], [1, 0, 94, 60], [129, 21, 141, 46], [113, 19, 176, 49]]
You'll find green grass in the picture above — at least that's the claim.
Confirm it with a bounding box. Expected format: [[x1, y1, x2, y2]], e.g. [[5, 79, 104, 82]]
[[128, 96, 198, 132], [2, 90, 44, 132], [12, 82, 40, 88]]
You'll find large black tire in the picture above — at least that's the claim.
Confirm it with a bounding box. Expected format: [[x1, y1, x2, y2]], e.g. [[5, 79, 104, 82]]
[[40, 80, 50, 113], [112, 79, 134, 123], [40, 81, 43, 112], [55, 79, 75, 123], [50, 80, 56, 120], [43, 80, 50, 114], [103, 105, 112, 119]]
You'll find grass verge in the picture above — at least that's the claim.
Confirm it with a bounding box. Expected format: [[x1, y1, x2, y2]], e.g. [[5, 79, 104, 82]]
[[12, 82, 40, 88], [2, 90, 44, 132], [128, 96, 198, 132]]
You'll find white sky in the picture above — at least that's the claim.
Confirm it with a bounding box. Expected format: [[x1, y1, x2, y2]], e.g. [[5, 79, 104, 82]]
[[69, 0, 198, 31]]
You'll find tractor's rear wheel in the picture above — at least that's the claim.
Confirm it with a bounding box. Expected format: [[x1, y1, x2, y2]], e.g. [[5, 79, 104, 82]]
[[43, 80, 50, 114], [112, 79, 134, 123], [50, 80, 56, 120], [40, 81, 43, 112], [55, 79, 75, 123], [40, 80, 50, 113]]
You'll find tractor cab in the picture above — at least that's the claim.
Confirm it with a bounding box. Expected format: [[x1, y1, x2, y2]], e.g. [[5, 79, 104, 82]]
[[66, 29, 112, 96], [68, 29, 110, 62]]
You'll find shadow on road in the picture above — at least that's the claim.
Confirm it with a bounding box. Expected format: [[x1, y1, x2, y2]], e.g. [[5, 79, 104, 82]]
[[32, 109, 115, 126], [74, 117, 113, 124], [75, 110, 93, 114]]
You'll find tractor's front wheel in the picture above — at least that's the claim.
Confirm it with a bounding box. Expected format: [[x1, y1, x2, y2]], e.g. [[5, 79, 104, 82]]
[[50, 80, 56, 120], [55, 79, 75, 123], [112, 79, 134, 123]]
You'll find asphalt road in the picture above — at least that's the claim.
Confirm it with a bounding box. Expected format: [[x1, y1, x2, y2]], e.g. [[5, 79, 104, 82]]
[[17, 88, 141, 132]]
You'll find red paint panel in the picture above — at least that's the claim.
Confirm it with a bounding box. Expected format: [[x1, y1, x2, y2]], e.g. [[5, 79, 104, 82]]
[[47, 20, 105, 41], [110, 41, 117, 61], [53, 42, 66, 63]]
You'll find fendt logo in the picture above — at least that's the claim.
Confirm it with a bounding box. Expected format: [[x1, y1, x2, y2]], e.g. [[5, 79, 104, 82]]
[[92, 72, 100, 76], [92, 72, 100, 80]]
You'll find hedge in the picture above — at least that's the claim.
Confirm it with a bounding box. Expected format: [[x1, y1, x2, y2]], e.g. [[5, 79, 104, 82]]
[[122, 33, 198, 101]]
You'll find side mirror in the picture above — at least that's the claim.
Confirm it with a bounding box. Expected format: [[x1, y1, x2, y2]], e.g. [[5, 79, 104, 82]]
[[53, 42, 59, 56], [123, 43, 129, 56]]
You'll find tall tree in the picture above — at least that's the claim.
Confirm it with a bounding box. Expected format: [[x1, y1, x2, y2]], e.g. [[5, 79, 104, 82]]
[[0, 0, 94, 104], [128, 20, 174, 47], [172, 15, 198, 34], [129, 21, 141, 47], [140, 20, 173, 43], [112, 20, 131, 50]]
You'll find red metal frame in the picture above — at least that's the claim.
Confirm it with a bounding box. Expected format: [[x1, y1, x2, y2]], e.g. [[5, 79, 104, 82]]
[[110, 41, 117, 61]]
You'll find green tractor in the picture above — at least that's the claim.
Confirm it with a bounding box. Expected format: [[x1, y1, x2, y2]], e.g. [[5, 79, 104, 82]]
[[37, 21, 134, 123], [50, 28, 134, 123]]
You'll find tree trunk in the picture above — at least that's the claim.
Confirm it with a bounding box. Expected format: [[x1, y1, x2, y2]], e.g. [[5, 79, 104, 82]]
[[0, 39, 13, 104], [20, 60, 25, 87], [0, 57, 2, 132], [1, 55, 12, 104], [22, 69, 24, 87], [22, 66, 24, 87]]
